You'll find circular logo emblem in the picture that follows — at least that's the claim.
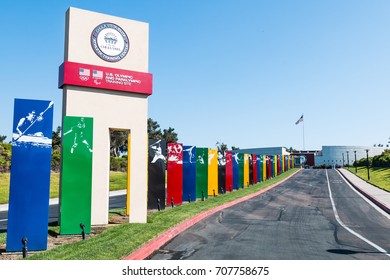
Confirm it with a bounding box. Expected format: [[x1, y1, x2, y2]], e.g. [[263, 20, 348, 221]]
[[91, 22, 129, 62]]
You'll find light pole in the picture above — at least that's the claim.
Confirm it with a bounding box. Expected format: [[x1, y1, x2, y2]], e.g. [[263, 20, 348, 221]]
[[346, 151, 349, 168], [365, 149, 370, 181], [354, 150, 357, 173], [342, 153, 345, 167]]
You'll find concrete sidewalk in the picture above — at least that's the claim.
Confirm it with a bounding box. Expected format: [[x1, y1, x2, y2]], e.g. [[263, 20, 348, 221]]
[[338, 168, 390, 215]]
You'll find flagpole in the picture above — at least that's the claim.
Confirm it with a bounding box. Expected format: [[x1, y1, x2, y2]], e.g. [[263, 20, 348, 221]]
[[302, 116, 305, 151], [295, 114, 305, 151]]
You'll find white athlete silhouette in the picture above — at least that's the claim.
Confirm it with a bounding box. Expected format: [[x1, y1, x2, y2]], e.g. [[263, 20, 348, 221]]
[[63, 117, 93, 154]]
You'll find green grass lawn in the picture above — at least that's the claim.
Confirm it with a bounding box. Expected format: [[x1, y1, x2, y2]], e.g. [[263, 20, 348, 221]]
[[25, 169, 299, 260], [346, 166, 390, 192], [0, 172, 61, 204], [109, 171, 128, 191], [0, 173, 10, 204], [0, 172, 127, 204], [0, 231, 5, 245]]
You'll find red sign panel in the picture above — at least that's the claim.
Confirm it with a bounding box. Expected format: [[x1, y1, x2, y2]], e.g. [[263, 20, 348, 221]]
[[267, 156, 272, 179], [225, 151, 233, 192], [59, 61, 152, 95], [252, 154, 258, 184], [167, 143, 183, 206]]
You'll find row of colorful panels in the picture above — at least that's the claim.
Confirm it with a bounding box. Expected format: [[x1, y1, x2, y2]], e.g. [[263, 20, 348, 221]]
[[6, 98, 294, 251], [147, 140, 295, 209]]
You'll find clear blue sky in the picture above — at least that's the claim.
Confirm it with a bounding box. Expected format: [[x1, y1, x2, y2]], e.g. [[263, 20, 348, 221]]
[[1, 0, 389, 151]]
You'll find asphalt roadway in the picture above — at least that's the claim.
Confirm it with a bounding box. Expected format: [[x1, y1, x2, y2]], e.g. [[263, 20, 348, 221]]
[[149, 169, 390, 260]]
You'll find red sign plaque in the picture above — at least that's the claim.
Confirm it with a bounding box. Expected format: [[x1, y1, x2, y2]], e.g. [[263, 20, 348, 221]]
[[59, 61, 152, 95]]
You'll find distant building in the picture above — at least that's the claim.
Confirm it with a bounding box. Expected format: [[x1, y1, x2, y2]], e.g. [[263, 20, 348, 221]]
[[232, 147, 290, 156], [230, 145, 387, 167], [314, 146, 386, 166], [291, 152, 316, 166], [232, 147, 317, 167]]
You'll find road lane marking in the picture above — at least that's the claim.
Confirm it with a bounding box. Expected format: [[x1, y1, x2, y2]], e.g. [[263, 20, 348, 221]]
[[326, 169, 390, 258]]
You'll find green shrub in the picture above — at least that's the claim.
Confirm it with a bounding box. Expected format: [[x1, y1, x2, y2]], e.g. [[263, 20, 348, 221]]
[[110, 156, 127, 172], [372, 153, 390, 167], [51, 150, 61, 172], [0, 143, 12, 173]]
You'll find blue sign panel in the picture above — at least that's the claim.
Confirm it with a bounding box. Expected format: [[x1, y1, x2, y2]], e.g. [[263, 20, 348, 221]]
[[257, 154, 262, 183], [7, 99, 53, 251], [232, 152, 239, 190], [182, 146, 196, 202], [270, 156, 275, 178]]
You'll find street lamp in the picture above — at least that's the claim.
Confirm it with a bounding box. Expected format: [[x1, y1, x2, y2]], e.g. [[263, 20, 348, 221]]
[[342, 153, 345, 167], [346, 151, 349, 168], [365, 149, 370, 181], [354, 151, 357, 173]]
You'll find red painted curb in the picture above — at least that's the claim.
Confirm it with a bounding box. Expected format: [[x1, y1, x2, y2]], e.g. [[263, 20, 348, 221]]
[[122, 169, 301, 260]]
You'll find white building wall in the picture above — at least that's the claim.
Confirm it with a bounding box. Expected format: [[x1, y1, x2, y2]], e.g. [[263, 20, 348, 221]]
[[314, 146, 386, 167], [234, 147, 289, 155]]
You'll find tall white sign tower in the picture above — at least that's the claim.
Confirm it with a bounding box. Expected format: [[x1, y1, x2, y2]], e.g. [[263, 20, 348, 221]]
[[59, 7, 152, 224]]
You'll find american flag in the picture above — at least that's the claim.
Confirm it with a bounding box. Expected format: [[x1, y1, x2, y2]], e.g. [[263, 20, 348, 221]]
[[295, 114, 304, 125], [79, 68, 90, 76], [93, 70, 103, 79]]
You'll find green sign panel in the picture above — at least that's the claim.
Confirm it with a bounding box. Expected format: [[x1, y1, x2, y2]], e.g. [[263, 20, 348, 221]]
[[60, 116, 93, 234], [237, 153, 244, 188], [196, 147, 208, 199]]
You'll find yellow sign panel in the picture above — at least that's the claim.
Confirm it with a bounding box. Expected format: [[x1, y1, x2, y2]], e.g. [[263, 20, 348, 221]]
[[244, 154, 249, 187], [208, 149, 218, 196]]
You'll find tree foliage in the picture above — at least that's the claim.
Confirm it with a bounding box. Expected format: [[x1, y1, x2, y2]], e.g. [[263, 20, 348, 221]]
[[0, 143, 12, 172], [110, 130, 128, 157], [162, 127, 178, 143], [372, 149, 390, 167], [355, 149, 390, 168], [52, 126, 61, 152], [110, 155, 127, 172], [51, 150, 61, 172], [216, 141, 228, 153], [50, 126, 62, 172], [148, 118, 163, 140], [148, 118, 178, 143], [287, 147, 298, 153]]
